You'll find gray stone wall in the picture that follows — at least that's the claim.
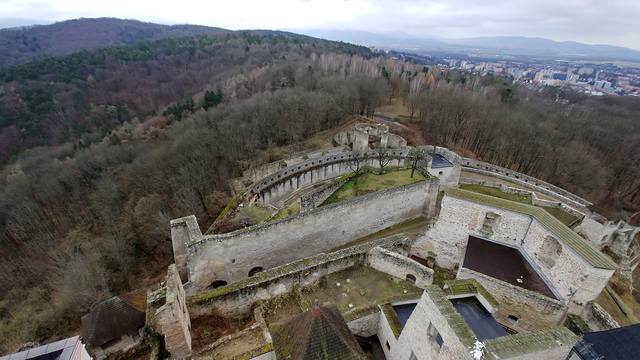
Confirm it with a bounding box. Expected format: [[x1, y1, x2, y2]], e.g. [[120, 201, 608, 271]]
[[460, 159, 591, 209], [251, 149, 411, 206], [148, 265, 192, 359], [347, 311, 380, 337], [458, 268, 566, 332], [367, 247, 434, 288], [188, 236, 410, 318], [181, 179, 439, 291], [299, 177, 347, 212], [414, 195, 614, 308], [385, 292, 472, 360]]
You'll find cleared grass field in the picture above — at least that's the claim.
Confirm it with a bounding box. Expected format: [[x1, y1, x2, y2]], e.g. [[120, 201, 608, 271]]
[[322, 168, 425, 206]]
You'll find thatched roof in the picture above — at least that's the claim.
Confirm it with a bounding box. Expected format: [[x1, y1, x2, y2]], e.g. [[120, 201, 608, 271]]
[[80, 296, 145, 348], [270, 305, 367, 360]]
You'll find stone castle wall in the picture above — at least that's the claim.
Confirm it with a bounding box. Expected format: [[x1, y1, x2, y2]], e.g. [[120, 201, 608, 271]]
[[461, 158, 592, 209], [413, 195, 614, 307], [368, 247, 434, 288], [250, 149, 410, 205], [458, 268, 566, 331], [188, 237, 411, 318], [176, 179, 439, 291]]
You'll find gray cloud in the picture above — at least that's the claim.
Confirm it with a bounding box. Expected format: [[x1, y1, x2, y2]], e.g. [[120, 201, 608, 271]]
[[0, 0, 638, 49]]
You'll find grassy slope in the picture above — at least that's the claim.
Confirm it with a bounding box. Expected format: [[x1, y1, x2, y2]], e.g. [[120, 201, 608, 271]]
[[459, 183, 531, 204], [322, 169, 425, 206]]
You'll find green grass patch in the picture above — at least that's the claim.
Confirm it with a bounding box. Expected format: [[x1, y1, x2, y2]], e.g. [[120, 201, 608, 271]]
[[432, 265, 457, 287], [322, 169, 425, 206], [541, 206, 579, 227], [330, 217, 429, 251], [459, 184, 531, 204], [271, 201, 301, 221], [236, 205, 272, 224]]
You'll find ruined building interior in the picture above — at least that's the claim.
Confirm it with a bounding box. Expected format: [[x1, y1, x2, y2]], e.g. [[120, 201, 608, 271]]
[[76, 118, 640, 359]]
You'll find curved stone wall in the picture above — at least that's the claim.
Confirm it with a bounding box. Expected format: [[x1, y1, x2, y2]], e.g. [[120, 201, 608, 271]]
[[460, 157, 592, 209], [249, 149, 411, 205]]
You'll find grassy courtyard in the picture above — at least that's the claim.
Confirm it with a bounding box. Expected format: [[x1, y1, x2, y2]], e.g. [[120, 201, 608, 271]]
[[322, 168, 426, 206], [459, 183, 532, 204]]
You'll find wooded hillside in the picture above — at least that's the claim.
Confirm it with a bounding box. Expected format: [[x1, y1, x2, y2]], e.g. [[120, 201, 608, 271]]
[[0, 18, 228, 67], [0, 24, 639, 353]]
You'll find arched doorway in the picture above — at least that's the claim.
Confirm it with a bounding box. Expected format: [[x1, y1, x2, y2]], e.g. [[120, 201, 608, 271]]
[[248, 267, 264, 277]]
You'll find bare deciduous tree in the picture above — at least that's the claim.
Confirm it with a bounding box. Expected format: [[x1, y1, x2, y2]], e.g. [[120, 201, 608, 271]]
[[375, 148, 392, 174]]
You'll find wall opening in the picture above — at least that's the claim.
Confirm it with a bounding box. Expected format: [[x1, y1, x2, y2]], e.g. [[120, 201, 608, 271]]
[[385, 341, 390, 351], [507, 315, 519, 325], [405, 274, 416, 284], [248, 267, 264, 277], [210, 280, 228, 289]]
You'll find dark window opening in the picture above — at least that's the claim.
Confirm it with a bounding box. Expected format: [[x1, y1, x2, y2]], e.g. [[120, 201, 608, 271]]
[[210, 280, 228, 288], [405, 274, 416, 284], [248, 267, 264, 277], [507, 315, 519, 325], [386, 341, 390, 351]]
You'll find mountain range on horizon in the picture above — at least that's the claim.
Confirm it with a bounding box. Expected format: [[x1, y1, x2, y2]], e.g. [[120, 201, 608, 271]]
[[2, 18, 640, 68], [300, 29, 640, 62]]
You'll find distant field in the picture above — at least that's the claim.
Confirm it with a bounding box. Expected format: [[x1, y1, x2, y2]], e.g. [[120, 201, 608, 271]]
[[322, 168, 425, 206]]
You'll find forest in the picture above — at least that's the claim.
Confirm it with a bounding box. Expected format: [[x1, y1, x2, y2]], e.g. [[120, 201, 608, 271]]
[[1, 29, 639, 352]]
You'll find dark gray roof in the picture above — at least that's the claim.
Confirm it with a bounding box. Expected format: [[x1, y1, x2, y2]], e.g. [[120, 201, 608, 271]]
[[574, 324, 640, 360], [270, 306, 367, 360], [0, 336, 83, 360], [80, 296, 145, 348]]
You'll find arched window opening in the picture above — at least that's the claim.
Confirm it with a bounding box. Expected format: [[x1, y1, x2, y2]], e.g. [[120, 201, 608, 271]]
[[210, 280, 228, 289], [406, 274, 416, 284], [248, 267, 264, 277]]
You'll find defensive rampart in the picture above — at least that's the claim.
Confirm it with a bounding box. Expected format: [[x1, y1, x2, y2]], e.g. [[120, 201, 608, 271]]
[[188, 236, 417, 318], [248, 149, 411, 205], [461, 157, 592, 209], [173, 178, 440, 292]]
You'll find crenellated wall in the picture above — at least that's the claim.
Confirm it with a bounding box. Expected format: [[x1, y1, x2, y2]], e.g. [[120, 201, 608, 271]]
[[175, 178, 440, 292]]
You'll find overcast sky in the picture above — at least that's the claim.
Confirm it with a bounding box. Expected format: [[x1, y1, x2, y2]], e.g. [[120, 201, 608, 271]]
[[1, 0, 639, 49]]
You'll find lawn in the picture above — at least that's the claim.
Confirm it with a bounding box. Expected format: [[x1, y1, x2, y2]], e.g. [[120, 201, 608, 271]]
[[459, 184, 532, 204], [271, 200, 301, 221], [322, 168, 426, 206]]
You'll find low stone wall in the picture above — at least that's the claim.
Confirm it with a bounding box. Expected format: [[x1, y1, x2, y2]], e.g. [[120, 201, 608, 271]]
[[367, 247, 434, 288], [458, 268, 567, 332], [250, 149, 410, 205], [188, 236, 410, 318], [179, 178, 439, 291], [459, 176, 586, 219], [589, 302, 620, 330], [299, 177, 347, 212], [347, 311, 380, 337], [461, 158, 592, 208]]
